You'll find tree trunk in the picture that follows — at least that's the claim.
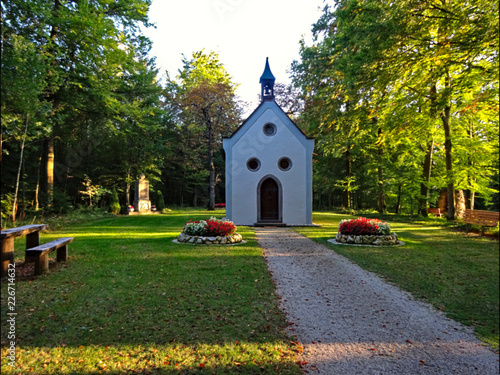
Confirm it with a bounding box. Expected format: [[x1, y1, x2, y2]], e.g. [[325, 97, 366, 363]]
[[12, 116, 29, 222], [44, 0, 61, 209], [442, 105, 455, 219], [419, 138, 434, 215], [206, 115, 215, 211], [465, 121, 475, 210], [208, 165, 215, 210], [125, 170, 131, 206], [465, 190, 475, 210], [21, 151, 26, 219], [377, 127, 387, 213], [35, 145, 43, 211], [46, 136, 55, 207], [345, 148, 352, 209], [395, 183, 402, 214], [419, 85, 437, 216], [193, 190, 198, 207]]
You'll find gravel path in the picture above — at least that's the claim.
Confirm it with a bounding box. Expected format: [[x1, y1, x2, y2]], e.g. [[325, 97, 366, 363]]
[[257, 227, 499, 375]]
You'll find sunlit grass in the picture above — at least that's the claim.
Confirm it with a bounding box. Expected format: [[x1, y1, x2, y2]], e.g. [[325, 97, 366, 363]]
[[295, 212, 499, 350], [1, 210, 301, 374], [10, 342, 294, 374]]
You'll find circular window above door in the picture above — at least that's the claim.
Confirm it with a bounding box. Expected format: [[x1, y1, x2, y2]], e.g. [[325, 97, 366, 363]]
[[263, 123, 277, 136]]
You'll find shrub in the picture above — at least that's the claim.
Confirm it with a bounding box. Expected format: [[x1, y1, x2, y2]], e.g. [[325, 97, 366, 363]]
[[339, 217, 391, 235], [109, 188, 121, 214], [51, 191, 73, 214], [1, 193, 13, 224], [156, 190, 165, 212]]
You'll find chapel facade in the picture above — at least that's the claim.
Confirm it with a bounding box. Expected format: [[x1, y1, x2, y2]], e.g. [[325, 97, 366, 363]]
[[223, 58, 314, 226]]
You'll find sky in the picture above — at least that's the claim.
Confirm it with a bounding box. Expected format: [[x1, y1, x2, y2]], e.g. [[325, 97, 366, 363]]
[[142, 0, 326, 113]]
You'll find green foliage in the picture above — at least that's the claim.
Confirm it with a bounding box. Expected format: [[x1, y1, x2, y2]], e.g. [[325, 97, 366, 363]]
[[292, 0, 499, 213], [49, 191, 73, 215], [1, 0, 170, 220], [109, 188, 121, 214], [0, 194, 14, 228], [155, 190, 165, 212], [79, 175, 110, 207], [178, 49, 235, 88], [164, 50, 242, 208]]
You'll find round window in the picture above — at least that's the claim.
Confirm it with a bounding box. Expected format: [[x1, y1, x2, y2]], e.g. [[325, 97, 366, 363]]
[[263, 123, 277, 136], [278, 157, 292, 171], [247, 158, 261, 172]]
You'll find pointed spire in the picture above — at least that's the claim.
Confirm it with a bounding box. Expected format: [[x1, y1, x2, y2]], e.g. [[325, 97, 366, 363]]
[[259, 57, 275, 83], [259, 57, 275, 101]]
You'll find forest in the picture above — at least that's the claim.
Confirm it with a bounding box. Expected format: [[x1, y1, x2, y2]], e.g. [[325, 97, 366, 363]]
[[1, 0, 498, 225]]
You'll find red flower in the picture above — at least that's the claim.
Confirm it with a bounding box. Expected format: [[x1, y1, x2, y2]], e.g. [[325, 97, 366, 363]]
[[205, 219, 236, 236], [339, 217, 381, 235]]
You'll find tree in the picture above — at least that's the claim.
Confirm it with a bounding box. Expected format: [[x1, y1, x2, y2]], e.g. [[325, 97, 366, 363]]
[[1, 0, 169, 219], [166, 51, 241, 210], [109, 188, 121, 214], [155, 190, 165, 212], [1, 31, 50, 221], [2, 0, 156, 205], [274, 82, 304, 118], [292, 0, 499, 216]]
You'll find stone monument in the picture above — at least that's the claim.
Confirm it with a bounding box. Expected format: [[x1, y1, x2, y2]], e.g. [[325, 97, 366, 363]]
[[133, 174, 151, 213]]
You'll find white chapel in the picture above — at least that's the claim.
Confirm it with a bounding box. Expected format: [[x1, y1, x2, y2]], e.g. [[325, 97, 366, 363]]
[[223, 58, 314, 226]]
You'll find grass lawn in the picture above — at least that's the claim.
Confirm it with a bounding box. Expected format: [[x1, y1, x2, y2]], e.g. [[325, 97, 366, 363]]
[[2, 210, 498, 374], [1, 210, 302, 374], [295, 212, 499, 350]]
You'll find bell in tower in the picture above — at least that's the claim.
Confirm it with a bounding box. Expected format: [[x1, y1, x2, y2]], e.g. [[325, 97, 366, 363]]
[[259, 57, 276, 101]]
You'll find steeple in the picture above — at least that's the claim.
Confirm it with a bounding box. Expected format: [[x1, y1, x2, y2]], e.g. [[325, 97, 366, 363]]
[[259, 57, 275, 102]]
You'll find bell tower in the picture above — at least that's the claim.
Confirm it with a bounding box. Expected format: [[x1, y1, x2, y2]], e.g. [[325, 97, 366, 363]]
[[259, 57, 275, 101]]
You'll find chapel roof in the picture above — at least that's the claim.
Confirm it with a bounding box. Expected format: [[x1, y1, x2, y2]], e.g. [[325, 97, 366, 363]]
[[223, 100, 313, 140]]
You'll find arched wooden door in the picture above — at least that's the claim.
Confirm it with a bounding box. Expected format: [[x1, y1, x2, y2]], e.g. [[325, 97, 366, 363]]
[[260, 177, 280, 222]]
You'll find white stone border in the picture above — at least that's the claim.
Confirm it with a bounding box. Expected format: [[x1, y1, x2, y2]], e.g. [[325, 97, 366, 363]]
[[333, 232, 401, 246], [174, 232, 245, 245], [327, 238, 405, 247]]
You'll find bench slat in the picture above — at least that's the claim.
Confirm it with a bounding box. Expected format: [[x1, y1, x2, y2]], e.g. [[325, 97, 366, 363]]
[[26, 237, 74, 255], [460, 209, 499, 237], [464, 211, 499, 226], [25, 237, 74, 276], [0, 224, 48, 239], [465, 214, 499, 220]]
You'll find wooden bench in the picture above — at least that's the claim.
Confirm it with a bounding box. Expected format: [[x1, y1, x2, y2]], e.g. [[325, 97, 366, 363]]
[[25, 237, 74, 275], [427, 208, 442, 217], [461, 209, 500, 236], [0, 224, 47, 276]]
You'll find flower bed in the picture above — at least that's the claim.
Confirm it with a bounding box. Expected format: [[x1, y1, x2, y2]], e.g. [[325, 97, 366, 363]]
[[177, 217, 242, 245], [183, 217, 236, 237], [335, 217, 400, 245]]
